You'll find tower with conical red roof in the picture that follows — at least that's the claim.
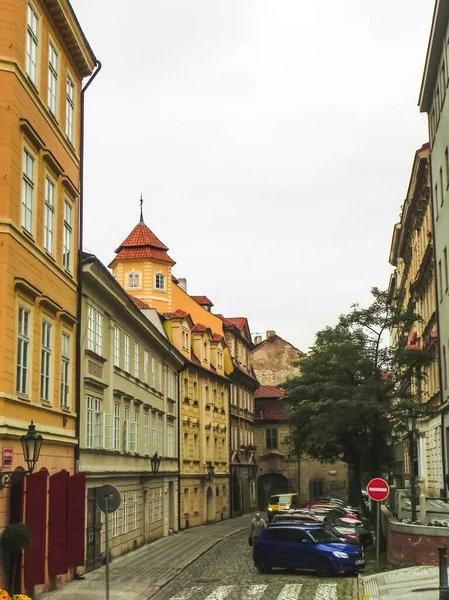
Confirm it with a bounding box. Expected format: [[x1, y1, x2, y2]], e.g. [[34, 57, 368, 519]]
[[109, 203, 175, 313]]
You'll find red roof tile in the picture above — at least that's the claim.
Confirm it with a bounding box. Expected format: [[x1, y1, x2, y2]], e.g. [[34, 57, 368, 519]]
[[254, 385, 284, 399], [191, 323, 209, 333], [163, 309, 190, 320], [211, 333, 223, 342], [255, 401, 286, 420], [128, 295, 151, 310], [191, 295, 214, 307], [223, 317, 247, 330], [171, 274, 179, 283], [109, 222, 175, 266], [190, 352, 201, 366]]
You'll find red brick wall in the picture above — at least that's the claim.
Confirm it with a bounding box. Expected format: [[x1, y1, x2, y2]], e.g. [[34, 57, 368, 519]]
[[387, 527, 449, 566]]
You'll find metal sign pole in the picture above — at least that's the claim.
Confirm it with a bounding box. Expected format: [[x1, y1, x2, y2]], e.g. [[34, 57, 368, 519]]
[[105, 495, 110, 600], [376, 500, 380, 570]]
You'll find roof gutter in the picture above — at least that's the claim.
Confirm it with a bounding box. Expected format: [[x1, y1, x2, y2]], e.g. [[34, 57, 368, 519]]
[[75, 60, 102, 473]]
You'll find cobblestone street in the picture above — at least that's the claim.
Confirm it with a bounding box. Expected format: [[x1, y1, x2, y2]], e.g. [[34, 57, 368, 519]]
[[37, 515, 358, 600]]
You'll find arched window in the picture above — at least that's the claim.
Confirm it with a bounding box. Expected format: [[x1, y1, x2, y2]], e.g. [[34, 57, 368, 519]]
[[126, 271, 140, 289], [155, 273, 165, 291]]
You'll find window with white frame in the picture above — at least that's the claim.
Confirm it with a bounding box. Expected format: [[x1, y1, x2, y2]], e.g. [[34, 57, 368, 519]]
[[143, 350, 148, 383], [17, 306, 31, 395], [66, 75, 75, 142], [203, 342, 208, 362], [167, 423, 174, 457], [133, 491, 138, 530], [123, 407, 130, 452], [218, 350, 223, 370], [114, 327, 120, 367], [87, 306, 102, 355], [63, 200, 72, 271], [182, 329, 189, 351], [40, 320, 52, 401], [122, 493, 128, 534], [158, 361, 163, 392], [134, 343, 140, 378], [151, 356, 155, 387], [126, 272, 140, 289], [113, 404, 120, 451], [44, 177, 55, 253], [151, 413, 156, 453], [86, 395, 102, 448], [22, 150, 34, 233], [158, 415, 163, 454], [48, 42, 58, 114], [132, 409, 139, 453], [60, 333, 70, 408], [155, 273, 165, 291], [124, 334, 130, 371], [26, 4, 38, 84], [144, 413, 149, 455], [168, 370, 175, 400], [112, 509, 118, 537]]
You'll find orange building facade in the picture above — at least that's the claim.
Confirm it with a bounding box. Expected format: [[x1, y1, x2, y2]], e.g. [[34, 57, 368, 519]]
[[0, 0, 96, 593]]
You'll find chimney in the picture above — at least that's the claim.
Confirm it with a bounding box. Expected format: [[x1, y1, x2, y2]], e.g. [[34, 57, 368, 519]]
[[178, 278, 187, 292], [254, 335, 262, 345], [266, 330, 276, 339]]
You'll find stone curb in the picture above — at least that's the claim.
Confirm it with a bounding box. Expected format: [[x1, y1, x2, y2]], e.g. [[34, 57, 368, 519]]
[[144, 526, 248, 599]]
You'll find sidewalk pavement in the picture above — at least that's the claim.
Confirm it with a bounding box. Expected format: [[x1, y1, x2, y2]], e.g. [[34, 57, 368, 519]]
[[362, 566, 440, 599], [37, 513, 255, 600]]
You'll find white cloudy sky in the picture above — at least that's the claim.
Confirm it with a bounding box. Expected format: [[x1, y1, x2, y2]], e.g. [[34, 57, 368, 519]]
[[71, 0, 433, 352]]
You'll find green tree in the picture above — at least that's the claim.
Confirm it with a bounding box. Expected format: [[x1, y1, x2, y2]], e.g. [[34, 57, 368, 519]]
[[285, 288, 433, 506]]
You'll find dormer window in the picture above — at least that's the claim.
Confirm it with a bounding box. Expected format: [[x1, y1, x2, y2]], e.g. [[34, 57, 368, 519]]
[[155, 272, 165, 291], [182, 329, 190, 351], [218, 350, 223, 370], [126, 271, 141, 289], [203, 341, 208, 363]]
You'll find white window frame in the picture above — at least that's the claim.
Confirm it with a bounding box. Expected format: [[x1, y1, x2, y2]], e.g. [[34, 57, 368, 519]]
[[133, 491, 138, 530], [126, 271, 141, 289], [17, 306, 31, 395], [112, 509, 118, 537], [44, 176, 55, 253], [218, 350, 223, 370], [60, 333, 70, 409], [114, 327, 120, 367], [113, 404, 120, 451], [151, 413, 156, 454], [151, 356, 156, 387], [158, 414, 163, 455], [155, 272, 165, 291], [87, 306, 102, 355], [86, 395, 102, 448], [63, 199, 73, 272], [134, 342, 140, 378], [40, 320, 52, 401], [122, 493, 128, 534], [123, 407, 130, 452], [124, 334, 130, 372], [182, 329, 189, 351], [66, 74, 75, 143], [26, 4, 39, 84], [143, 350, 148, 383], [157, 361, 163, 392], [22, 149, 34, 233], [144, 413, 149, 455], [167, 422, 174, 457], [48, 42, 58, 115]]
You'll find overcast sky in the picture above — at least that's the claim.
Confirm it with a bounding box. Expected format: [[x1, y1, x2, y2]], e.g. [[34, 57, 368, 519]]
[[71, 0, 433, 352]]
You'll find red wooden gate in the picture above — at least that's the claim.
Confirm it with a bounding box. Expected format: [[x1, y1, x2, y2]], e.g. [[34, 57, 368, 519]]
[[48, 470, 69, 577], [24, 470, 48, 588], [67, 472, 86, 567]]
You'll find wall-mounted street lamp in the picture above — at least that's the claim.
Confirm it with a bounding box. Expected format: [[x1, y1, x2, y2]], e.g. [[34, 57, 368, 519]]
[[151, 452, 162, 476], [404, 415, 417, 522], [0, 421, 43, 490]]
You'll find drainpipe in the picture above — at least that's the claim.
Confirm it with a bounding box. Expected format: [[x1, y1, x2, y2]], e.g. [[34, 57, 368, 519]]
[[229, 383, 233, 517], [427, 152, 447, 494], [75, 61, 102, 474]]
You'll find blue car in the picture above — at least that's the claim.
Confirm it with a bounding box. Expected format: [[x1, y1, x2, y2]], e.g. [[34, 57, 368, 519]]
[[253, 524, 365, 577]]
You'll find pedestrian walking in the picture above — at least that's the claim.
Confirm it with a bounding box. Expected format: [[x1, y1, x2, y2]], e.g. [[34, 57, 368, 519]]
[[250, 513, 266, 547]]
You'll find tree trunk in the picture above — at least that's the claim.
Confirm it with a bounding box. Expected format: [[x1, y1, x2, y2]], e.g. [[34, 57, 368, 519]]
[[348, 458, 363, 507]]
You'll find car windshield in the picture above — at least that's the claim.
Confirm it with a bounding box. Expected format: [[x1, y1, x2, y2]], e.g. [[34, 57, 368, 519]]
[[306, 527, 341, 544], [270, 495, 291, 504]]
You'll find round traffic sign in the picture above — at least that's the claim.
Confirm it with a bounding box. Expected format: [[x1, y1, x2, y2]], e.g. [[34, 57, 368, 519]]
[[367, 478, 389, 502], [96, 484, 121, 513]]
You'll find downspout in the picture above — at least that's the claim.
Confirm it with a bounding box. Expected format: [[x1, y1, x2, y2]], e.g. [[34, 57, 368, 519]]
[[75, 60, 102, 473], [229, 382, 233, 518]]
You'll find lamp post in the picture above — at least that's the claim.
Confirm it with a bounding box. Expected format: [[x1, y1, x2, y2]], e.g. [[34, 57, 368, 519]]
[[405, 415, 417, 522], [150, 452, 162, 476], [0, 421, 43, 490]]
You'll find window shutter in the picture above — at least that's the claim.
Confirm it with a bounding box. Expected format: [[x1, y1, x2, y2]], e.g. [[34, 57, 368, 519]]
[[129, 421, 137, 453], [48, 469, 69, 576], [67, 472, 86, 567], [24, 470, 48, 588], [94, 410, 104, 448], [104, 413, 114, 450]]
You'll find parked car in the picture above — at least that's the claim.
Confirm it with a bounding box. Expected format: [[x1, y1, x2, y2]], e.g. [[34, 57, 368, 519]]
[[271, 513, 361, 546], [253, 524, 365, 576], [267, 493, 299, 521]]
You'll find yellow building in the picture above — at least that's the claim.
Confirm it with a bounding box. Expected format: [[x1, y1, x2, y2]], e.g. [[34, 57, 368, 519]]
[[0, 0, 97, 593], [109, 210, 231, 527], [389, 143, 441, 495]]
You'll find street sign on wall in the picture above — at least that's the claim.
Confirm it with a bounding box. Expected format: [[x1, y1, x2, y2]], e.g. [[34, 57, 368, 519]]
[[367, 478, 389, 502]]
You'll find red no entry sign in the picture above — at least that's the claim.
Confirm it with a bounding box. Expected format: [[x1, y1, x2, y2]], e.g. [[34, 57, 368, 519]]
[[367, 478, 389, 502]]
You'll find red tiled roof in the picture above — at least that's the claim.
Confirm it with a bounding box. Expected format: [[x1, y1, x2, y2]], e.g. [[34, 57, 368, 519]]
[[171, 274, 179, 283], [191, 295, 214, 307], [190, 352, 201, 366], [255, 401, 286, 420], [223, 317, 247, 331], [163, 309, 190, 320], [109, 222, 175, 266], [254, 385, 284, 399], [211, 333, 223, 342], [128, 295, 150, 310], [191, 323, 209, 333]]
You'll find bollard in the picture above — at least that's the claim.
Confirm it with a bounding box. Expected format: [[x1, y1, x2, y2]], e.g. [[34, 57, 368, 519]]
[[438, 545, 449, 600]]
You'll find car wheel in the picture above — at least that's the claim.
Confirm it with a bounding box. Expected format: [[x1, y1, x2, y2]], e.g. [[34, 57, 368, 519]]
[[255, 555, 272, 574], [315, 557, 333, 577]]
